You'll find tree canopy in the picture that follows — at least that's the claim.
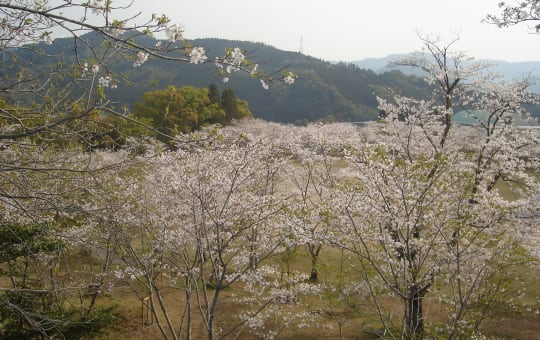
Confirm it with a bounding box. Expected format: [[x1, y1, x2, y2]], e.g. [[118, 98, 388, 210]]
[[133, 85, 252, 143]]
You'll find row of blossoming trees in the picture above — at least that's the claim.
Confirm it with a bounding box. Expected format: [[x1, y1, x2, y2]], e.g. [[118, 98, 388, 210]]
[[67, 77, 540, 338], [2, 70, 540, 337], [2, 0, 540, 339]]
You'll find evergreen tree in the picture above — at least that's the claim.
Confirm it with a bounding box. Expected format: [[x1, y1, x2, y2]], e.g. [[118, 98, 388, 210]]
[[208, 83, 221, 104], [221, 88, 240, 121]]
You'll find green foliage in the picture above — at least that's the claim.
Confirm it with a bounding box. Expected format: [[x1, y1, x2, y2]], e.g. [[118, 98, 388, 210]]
[[221, 87, 239, 120], [221, 87, 252, 121], [208, 83, 221, 104], [0, 95, 146, 150], [0, 224, 117, 338], [0, 224, 61, 265], [0, 293, 118, 339], [0, 98, 50, 135], [133, 84, 251, 143]]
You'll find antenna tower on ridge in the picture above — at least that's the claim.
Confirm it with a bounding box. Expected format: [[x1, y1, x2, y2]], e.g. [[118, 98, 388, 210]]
[[299, 35, 303, 54]]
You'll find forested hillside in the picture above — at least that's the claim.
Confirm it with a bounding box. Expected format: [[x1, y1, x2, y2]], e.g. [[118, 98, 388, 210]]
[[1, 33, 433, 123], [127, 38, 435, 123]]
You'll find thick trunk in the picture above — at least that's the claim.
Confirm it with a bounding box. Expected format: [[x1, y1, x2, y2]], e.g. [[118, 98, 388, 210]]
[[249, 253, 257, 271], [207, 266, 227, 340], [309, 268, 318, 282], [404, 284, 427, 339], [309, 255, 318, 282]]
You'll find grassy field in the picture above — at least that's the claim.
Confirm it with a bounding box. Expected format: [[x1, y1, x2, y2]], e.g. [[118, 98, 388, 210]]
[[86, 243, 540, 339]]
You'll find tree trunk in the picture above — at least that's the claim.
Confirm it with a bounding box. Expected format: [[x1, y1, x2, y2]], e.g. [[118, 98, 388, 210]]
[[308, 243, 321, 282], [309, 254, 318, 282], [404, 283, 426, 339], [206, 266, 227, 340]]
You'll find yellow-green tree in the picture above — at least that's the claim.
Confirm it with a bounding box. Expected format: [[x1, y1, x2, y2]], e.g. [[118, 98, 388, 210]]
[[134, 85, 252, 143]]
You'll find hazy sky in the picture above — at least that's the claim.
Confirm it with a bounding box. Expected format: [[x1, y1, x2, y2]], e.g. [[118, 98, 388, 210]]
[[127, 0, 539, 62]]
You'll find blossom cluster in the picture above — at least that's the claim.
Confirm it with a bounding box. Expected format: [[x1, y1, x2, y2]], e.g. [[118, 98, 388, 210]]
[[214, 47, 245, 82], [485, 0, 540, 30], [226, 47, 245, 73], [165, 24, 183, 42], [283, 71, 296, 85], [133, 51, 149, 67], [212, 47, 293, 89], [42, 32, 53, 45], [98, 75, 111, 87], [189, 46, 207, 64], [90, 0, 106, 16], [98, 75, 117, 88]]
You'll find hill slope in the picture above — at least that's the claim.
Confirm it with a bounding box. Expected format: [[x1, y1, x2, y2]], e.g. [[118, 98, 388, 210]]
[[1, 34, 433, 123], [117, 38, 434, 123]]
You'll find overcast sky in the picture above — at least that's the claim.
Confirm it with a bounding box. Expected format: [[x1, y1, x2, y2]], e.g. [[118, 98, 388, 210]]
[[126, 0, 538, 62]]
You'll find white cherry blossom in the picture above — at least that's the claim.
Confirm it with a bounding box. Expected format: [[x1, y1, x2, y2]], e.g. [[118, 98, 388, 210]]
[[89, 0, 106, 15], [98, 75, 110, 87], [284, 74, 295, 85], [42, 32, 53, 44], [189, 46, 207, 64], [165, 24, 183, 42], [133, 51, 149, 67]]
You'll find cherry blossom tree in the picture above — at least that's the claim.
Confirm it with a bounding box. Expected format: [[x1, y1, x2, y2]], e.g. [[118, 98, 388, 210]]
[[93, 125, 319, 340], [284, 123, 359, 282], [0, 145, 134, 337], [330, 36, 540, 339], [0, 0, 294, 233]]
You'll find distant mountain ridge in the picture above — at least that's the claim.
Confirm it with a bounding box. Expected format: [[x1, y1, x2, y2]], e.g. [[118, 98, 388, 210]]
[[351, 54, 540, 93], [2, 34, 434, 123], [3, 33, 539, 123]]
